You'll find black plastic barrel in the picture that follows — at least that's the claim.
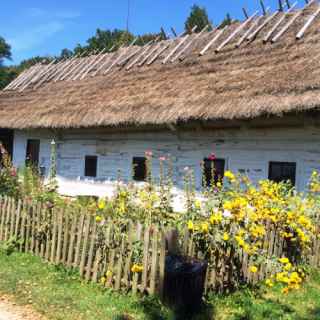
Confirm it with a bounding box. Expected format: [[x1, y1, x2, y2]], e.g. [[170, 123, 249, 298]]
[[163, 255, 207, 313]]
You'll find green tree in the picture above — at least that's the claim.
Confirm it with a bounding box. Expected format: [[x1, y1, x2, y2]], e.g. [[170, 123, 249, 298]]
[[60, 48, 73, 59], [219, 13, 233, 29], [185, 4, 211, 33], [0, 36, 12, 89], [0, 37, 11, 66]]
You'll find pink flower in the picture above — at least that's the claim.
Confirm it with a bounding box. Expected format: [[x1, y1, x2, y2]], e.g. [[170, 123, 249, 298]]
[[184, 166, 190, 171], [145, 150, 153, 157], [159, 156, 166, 161], [208, 153, 216, 161], [10, 168, 17, 177]]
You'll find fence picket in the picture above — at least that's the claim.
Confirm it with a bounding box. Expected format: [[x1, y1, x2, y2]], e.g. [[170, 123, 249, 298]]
[[115, 237, 125, 290], [85, 221, 97, 281], [149, 227, 158, 295], [132, 223, 143, 294], [9, 198, 16, 239], [19, 200, 27, 252], [67, 214, 78, 267], [0, 197, 8, 240], [74, 212, 85, 268], [55, 209, 64, 264], [50, 209, 58, 262], [14, 199, 22, 238], [62, 212, 70, 264], [158, 230, 166, 299], [34, 203, 41, 256], [79, 214, 91, 277], [141, 226, 150, 291], [4, 197, 12, 241]]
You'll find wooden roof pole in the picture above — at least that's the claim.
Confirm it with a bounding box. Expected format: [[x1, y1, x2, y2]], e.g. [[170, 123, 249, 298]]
[[33, 58, 69, 89], [243, 8, 249, 19], [26, 58, 57, 85], [236, 15, 264, 47], [19, 66, 49, 92], [246, 11, 279, 41], [146, 41, 173, 65], [199, 26, 228, 55], [296, 5, 320, 39], [271, 11, 302, 42], [263, 1, 297, 43], [215, 11, 259, 52], [70, 50, 101, 81], [171, 27, 178, 37], [54, 52, 86, 82], [103, 38, 138, 74], [125, 38, 159, 70], [91, 51, 116, 76], [260, 0, 267, 15], [38, 57, 70, 83], [171, 24, 209, 62], [73, 48, 107, 80], [14, 63, 46, 90], [81, 50, 113, 79], [272, 0, 316, 42], [4, 67, 32, 90], [11, 63, 44, 90], [138, 42, 162, 66], [162, 25, 197, 64], [117, 46, 142, 66], [9, 66, 38, 90], [60, 50, 95, 81]]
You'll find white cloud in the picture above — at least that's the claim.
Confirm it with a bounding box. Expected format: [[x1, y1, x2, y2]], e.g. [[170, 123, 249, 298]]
[[9, 21, 64, 52], [7, 7, 81, 56]]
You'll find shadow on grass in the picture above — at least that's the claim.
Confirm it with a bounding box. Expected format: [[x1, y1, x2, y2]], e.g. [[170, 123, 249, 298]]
[[113, 296, 215, 320]]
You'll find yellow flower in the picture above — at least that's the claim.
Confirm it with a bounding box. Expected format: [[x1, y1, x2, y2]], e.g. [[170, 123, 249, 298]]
[[131, 264, 143, 273], [223, 233, 229, 241], [225, 170, 235, 181], [106, 270, 113, 278], [201, 222, 209, 234], [250, 266, 258, 273], [284, 263, 292, 271], [98, 199, 106, 210], [100, 276, 106, 284], [279, 257, 289, 264], [210, 212, 222, 224], [195, 199, 201, 209], [265, 279, 273, 287], [95, 215, 102, 223], [187, 220, 194, 231]]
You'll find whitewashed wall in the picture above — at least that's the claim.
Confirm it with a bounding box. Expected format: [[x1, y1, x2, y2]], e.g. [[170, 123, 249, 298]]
[[12, 126, 320, 195]]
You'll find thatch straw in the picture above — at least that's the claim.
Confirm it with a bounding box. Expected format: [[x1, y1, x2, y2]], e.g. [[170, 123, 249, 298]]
[[1, 4, 320, 129]]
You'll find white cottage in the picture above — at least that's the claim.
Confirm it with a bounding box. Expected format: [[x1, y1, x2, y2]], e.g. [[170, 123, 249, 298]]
[[1, 2, 320, 196]]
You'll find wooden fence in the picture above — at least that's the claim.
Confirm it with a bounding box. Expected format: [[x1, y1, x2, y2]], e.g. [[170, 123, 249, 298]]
[[0, 195, 320, 296]]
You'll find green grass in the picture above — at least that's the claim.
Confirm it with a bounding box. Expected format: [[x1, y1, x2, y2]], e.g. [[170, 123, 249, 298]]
[[0, 251, 320, 320]]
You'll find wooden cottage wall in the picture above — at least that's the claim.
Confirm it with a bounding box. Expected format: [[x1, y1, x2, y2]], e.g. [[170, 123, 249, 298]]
[[12, 126, 320, 192]]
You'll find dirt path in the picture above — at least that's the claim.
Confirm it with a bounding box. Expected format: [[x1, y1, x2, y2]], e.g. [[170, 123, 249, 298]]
[[0, 296, 45, 320]]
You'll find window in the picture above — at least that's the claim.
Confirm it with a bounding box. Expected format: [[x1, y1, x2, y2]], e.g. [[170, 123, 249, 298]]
[[25, 139, 40, 167], [203, 158, 225, 187], [132, 157, 147, 181], [268, 162, 296, 186], [84, 156, 98, 177]]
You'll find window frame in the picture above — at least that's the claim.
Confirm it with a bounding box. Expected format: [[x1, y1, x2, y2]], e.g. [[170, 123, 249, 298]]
[[202, 158, 226, 187], [25, 139, 40, 167], [84, 155, 98, 178], [268, 161, 296, 186], [132, 156, 147, 182]]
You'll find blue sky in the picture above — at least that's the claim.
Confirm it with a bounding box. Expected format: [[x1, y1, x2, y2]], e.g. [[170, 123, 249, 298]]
[[1, 1, 283, 65]]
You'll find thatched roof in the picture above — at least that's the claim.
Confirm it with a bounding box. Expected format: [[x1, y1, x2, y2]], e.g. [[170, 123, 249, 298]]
[[1, 2, 320, 130]]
